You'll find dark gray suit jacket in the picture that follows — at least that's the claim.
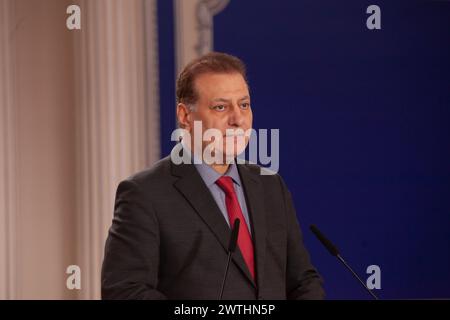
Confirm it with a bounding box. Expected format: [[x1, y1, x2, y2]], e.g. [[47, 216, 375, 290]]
[[101, 154, 325, 300]]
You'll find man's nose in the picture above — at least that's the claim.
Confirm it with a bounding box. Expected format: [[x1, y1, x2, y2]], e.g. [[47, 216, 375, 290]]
[[228, 104, 245, 127]]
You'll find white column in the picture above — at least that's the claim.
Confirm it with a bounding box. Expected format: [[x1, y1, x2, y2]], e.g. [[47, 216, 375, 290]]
[[73, 0, 160, 299], [0, 0, 17, 300]]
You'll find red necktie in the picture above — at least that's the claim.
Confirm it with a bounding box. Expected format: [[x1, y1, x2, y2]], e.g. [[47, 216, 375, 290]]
[[216, 176, 255, 280]]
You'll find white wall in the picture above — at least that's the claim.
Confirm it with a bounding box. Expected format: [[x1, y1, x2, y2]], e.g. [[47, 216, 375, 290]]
[[0, 0, 159, 299]]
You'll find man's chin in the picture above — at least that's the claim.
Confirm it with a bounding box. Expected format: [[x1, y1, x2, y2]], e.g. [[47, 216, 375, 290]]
[[200, 141, 248, 165], [221, 149, 247, 164], [200, 150, 240, 165]]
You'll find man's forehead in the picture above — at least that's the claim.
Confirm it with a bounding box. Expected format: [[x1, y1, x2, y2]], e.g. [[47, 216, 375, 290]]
[[194, 72, 249, 99]]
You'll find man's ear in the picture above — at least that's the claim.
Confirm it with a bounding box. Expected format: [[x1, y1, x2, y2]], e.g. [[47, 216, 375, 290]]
[[176, 103, 192, 130]]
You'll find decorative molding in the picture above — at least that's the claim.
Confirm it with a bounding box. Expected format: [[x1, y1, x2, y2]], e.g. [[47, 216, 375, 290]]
[[195, 0, 230, 55], [175, 0, 230, 75]]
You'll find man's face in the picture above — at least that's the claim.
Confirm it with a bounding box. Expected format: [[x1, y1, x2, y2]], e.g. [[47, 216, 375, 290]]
[[181, 72, 253, 161]]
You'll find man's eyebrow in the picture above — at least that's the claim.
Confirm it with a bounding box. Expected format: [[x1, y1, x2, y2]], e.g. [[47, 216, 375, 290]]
[[238, 95, 250, 101], [211, 98, 231, 103], [210, 96, 250, 103]]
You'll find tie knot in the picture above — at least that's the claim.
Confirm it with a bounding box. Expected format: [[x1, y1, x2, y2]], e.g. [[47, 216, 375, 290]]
[[215, 176, 235, 196]]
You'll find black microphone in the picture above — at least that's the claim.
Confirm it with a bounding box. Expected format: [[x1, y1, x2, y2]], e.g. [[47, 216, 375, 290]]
[[310, 224, 379, 300], [218, 218, 240, 300]]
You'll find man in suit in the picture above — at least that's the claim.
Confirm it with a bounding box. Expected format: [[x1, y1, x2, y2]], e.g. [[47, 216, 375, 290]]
[[101, 52, 325, 299]]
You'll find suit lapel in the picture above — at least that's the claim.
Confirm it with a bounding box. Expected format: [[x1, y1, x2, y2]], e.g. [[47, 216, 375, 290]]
[[171, 160, 257, 287], [237, 164, 267, 291]]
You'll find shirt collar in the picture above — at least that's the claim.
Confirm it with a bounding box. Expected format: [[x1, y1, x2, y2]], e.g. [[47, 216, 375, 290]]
[[195, 160, 241, 187], [180, 140, 242, 187]]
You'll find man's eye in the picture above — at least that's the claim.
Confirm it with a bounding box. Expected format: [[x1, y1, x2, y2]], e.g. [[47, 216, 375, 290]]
[[240, 103, 250, 109], [212, 105, 226, 111]]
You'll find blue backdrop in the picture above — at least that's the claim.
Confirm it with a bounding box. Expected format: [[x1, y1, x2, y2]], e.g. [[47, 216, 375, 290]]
[[158, 0, 450, 299]]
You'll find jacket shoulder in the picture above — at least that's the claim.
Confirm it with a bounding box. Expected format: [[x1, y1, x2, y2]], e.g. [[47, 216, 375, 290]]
[[239, 159, 280, 178], [124, 155, 174, 187], [239, 161, 288, 192]]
